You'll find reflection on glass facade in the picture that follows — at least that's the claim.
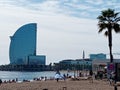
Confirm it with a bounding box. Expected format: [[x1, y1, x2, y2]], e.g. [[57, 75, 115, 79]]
[[29, 55, 46, 65], [9, 23, 37, 64]]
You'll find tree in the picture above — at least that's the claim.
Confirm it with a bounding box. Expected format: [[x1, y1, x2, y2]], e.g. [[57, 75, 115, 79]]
[[97, 8, 120, 63]]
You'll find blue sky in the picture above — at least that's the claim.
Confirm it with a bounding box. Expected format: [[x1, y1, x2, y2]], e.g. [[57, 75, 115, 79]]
[[0, 0, 120, 65]]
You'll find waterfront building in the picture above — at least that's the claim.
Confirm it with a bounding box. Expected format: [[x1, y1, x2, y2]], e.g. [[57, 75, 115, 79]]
[[58, 59, 92, 70], [0, 64, 51, 71], [90, 53, 106, 60], [59, 59, 77, 65], [9, 23, 46, 65]]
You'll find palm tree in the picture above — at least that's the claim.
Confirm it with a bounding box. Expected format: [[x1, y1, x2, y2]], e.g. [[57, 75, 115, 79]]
[[97, 8, 120, 63]]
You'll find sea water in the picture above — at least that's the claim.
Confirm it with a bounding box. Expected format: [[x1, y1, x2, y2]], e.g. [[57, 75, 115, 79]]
[[0, 71, 74, 81]]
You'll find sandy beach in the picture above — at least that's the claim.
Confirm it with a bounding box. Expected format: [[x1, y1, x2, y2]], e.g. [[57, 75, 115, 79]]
[[0, 79, 119, 90]]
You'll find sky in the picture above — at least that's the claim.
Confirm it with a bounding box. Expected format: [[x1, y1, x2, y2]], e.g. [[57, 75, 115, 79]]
[[0, 0, 120, 65]]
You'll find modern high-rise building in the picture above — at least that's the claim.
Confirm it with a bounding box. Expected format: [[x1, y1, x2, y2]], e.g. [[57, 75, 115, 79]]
[[9, 23, 46, 65]]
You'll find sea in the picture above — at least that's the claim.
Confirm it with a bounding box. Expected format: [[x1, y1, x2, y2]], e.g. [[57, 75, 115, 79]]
[[0, 71, 75, 82]]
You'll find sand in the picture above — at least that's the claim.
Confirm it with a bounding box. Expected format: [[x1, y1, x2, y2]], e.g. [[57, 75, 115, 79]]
[[0, 79, 119, 90]]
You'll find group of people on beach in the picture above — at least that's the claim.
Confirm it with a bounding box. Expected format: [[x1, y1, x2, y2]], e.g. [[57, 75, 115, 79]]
[[54, 70, 94, 82], [33, 76, 47, 81], [0, 76, 49, 85], [0, 78, 18, 84]]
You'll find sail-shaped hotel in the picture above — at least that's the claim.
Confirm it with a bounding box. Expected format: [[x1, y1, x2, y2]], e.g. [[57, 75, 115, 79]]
[[9, 23, 46, 65]]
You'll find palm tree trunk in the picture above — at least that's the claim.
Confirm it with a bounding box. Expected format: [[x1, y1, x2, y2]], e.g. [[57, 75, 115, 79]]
[[108, 28, 113, 63], [109, 44, 113, 63]]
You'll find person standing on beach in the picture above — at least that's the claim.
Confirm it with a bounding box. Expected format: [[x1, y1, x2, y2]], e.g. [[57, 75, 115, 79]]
[[56, 78, 59, 82], [89, 70, 93, 76], [0, 79, 2, 85]]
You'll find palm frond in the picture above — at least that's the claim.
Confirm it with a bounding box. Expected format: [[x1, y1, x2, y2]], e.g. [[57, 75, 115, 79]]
[[104, 31, 108, 36], [98, 28, 104, 33], [114, 12, 119, 18], [97, 15, 107, 22], [97, 8, 120, 37], [115, 17, 120, 22], [102, 8, 114, 18], [98, 23, 107, 33], [113, 23, 120, 33]]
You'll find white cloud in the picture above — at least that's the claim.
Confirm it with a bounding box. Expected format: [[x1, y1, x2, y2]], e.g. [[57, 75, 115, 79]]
[[65, 3, 92, 10], [85, 0, 104, 5], [30, 0, 60, 12], [71, 0, 79, 3]]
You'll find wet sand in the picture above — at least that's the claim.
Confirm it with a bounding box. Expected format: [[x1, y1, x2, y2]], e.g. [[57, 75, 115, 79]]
[[0, 79, 119, 90]]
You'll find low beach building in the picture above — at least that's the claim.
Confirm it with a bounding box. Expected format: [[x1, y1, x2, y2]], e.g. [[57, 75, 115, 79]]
[[56, 59, 92, 70]]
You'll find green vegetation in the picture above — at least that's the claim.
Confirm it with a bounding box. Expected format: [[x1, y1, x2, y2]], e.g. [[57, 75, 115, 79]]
[[97, 8, 120, 62]]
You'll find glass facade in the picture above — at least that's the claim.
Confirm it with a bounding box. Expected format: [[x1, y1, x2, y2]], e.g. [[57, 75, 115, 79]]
[[29, 55, 46, 65], [9, 23, 37, 64]]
